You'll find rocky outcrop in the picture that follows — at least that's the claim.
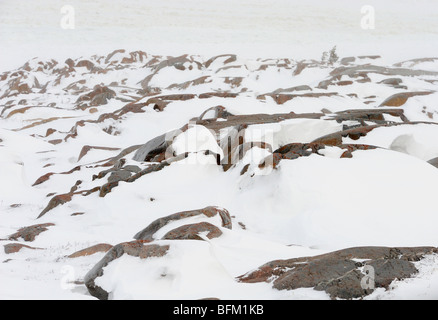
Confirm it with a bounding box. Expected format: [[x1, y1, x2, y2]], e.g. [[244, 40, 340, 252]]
[[134, 206, 232, 241], [76, 85, 116, 109], [7, 223, 55, 242], [84, 241, 170, 300], [238, 246, 438, 299]]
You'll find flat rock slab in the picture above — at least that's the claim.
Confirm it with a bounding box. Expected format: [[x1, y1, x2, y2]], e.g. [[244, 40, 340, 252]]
[[379, 91, 433, 107], [162, 222, 223, 241], [4, 243, 42, 254], [68, 243, 113, 258], [238, 246, 437, 299]]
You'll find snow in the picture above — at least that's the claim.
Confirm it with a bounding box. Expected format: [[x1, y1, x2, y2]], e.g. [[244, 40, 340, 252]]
[[1, 0, 438, 300]]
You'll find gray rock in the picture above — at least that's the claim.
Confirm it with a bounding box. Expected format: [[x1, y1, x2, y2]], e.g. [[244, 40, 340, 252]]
[[238, 246, 437, 299], [134, 206, 232, 241], [132, 128, 182, 162], [84, 241, 170, 300], [427, 157, 438, 168], [107, 170, 132, 183]]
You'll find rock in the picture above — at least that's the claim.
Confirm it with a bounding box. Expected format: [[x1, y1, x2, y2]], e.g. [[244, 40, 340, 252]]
[[65, 58, 75, 68], [378, 78, 403, 86], [200, 112, 324, 133], [333, 108, 408, 123], [132, 128, 182, 162], [76, 85, 116, 107], [37, 194, 72, 218], [8, 223, 55, 242], [224, 77, 243, 88], [258, 92, 338, 105], [379, 91, 433, 107], [204, 54, 237, 68], [281, 85, 312, 92], [77, 145, 121, 162], [336, 80, 354, 86], [311, 125, 378, 146], [32, 165, 81, 186], [4, 243, 42, 254], [340, 57, 356, 65], [219, 123, 245, 167], [427, 157, 438, 168], [134, 206, 232, 241], [84, 241, 169, 300], [198, 92, 239, 99], [32, 172, 55, 186], [68, 243, 113, 258], [162, 222, 223, 241], [99, 162, 170, 197], [121, 51, 148, 64], [167, 76, 212, 90], [103, 49, 125, 63], [75, 59, 95, 70], [272, 143, 376, 163], [197, 106, 233, 121], [107, 170, 132, 183], [330, 65, 438, 79], [123, 165, 141, 173], [238, 246, 437, 299], [37, 185, 100, 218]]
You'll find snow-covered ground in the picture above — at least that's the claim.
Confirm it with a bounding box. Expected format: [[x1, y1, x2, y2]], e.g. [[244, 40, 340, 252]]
[[1, 0, 438, 300]]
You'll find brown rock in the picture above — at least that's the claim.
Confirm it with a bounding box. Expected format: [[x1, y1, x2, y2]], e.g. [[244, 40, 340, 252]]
[[77, 145, 121, 162], [379, 91, 433, 107], [8, 223, 55, 242], [238, 246, 437, 299], [258, 92, 338, 105], [134, 206, 232, 241], [76, 85, 116, 107], [84, 241, 170, 300], [162, 222, 223, 241], [4, 243, 42, 254], [68, 243, 113, 258], [75, 60, 95, 70]]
